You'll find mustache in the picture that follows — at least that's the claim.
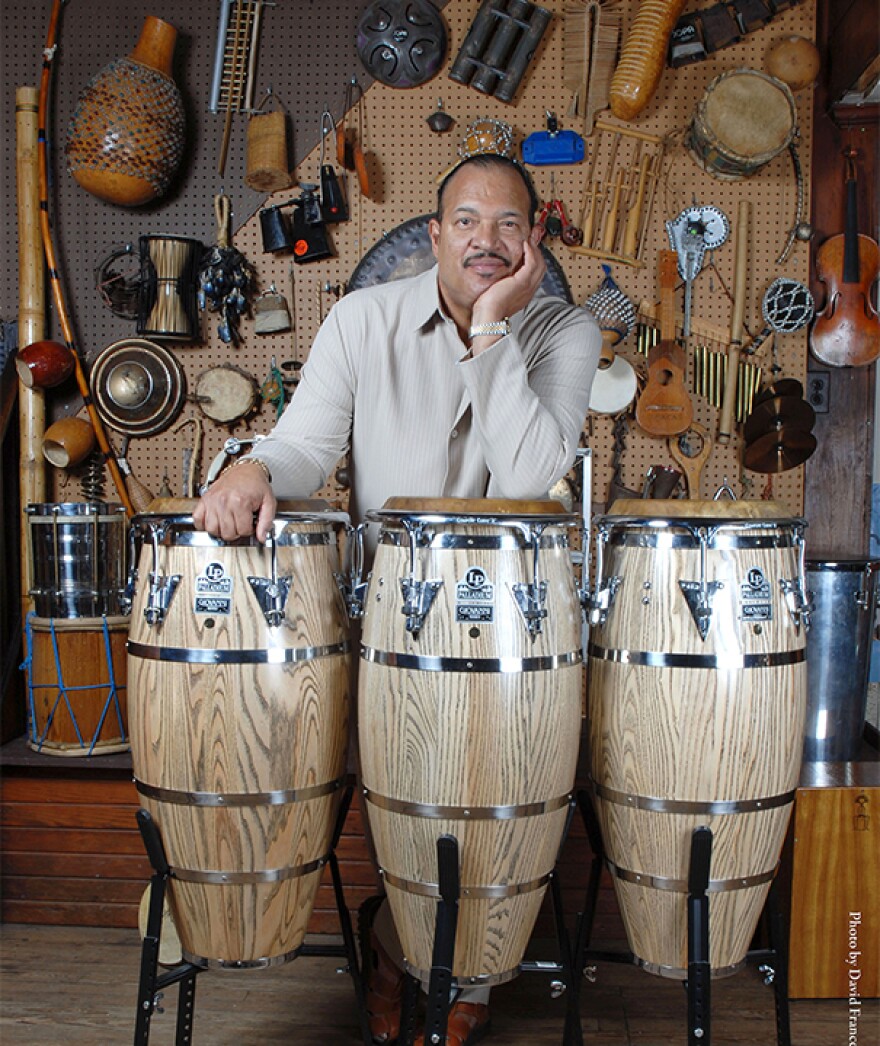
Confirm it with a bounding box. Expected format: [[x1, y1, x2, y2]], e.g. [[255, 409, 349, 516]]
[[464, 250, 511, 268]]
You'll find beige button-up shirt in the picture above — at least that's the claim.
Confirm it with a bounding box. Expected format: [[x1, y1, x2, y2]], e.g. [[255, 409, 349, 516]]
[[254, 266, 600, 525]]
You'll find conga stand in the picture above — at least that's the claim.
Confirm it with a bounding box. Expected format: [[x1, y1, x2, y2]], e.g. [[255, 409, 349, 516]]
[[397, 822, 584, 1046], [132, 787, 373, 1046], [572, 790, 792, 1046]]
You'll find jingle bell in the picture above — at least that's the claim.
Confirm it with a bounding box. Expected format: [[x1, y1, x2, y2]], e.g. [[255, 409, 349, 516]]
[[254, 285, 292, 334]]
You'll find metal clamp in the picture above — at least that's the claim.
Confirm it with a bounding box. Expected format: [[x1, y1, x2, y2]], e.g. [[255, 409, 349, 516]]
[[399, 519, 442, 637], [247, 525, 292, 627], [512, 523, 549, 637], [588, 524, 622, 625], [142, 522, 181, 626], [334, 522, 369, 620], [678, 527, 723, 641]]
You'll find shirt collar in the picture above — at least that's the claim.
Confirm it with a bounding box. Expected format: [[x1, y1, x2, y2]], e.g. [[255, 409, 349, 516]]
[[405, 265, 446, 331]]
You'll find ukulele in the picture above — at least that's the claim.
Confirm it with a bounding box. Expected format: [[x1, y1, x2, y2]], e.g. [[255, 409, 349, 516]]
[[636, 250, 694, 437], [810, 148, 880, 368]]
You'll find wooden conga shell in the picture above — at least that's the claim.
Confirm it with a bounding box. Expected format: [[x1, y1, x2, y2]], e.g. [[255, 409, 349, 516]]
[[587, 500, 808, 977], [128, 502, 351, 968], [26, 615, 129, 755], [359, 498, 583, 984]]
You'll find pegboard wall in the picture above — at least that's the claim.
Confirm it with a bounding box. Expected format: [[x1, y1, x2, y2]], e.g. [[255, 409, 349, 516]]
[[3, 0, 816, 518]]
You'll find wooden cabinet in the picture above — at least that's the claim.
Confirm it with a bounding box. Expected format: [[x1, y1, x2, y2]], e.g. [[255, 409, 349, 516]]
[[789, 760, 879, 998]]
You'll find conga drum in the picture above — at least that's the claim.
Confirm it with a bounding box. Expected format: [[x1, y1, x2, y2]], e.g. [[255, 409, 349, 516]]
[[359, 497, 583, 985], [25, 502, 130, 755], [127, 499, 351, 968], [587, 499, 809, 978]]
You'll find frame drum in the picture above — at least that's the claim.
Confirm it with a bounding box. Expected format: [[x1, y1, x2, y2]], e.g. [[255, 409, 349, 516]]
[[359, 497, 583, 985], [587, 499, 808, 978], [687, 69, 796, 181], [127, 500, 351, 969]]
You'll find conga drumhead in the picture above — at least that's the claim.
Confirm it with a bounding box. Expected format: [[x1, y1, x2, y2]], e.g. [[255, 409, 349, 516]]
[[606, 497, 800, 521], [589, 354, 637, 415], [376, 495, 570, 517], [141, 496, 335, 517]]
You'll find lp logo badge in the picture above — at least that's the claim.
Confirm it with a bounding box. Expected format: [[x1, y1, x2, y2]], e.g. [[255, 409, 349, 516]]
[[456, 566, 495, 622], [740, 566, 772, 621]]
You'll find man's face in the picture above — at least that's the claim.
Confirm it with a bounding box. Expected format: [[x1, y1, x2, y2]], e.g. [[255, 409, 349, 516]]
[[429, 164, 539, 319]]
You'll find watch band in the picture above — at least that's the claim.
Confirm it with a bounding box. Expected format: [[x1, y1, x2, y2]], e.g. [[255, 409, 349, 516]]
[[468, 319, 511, 339], [224, 455, 273, 484]]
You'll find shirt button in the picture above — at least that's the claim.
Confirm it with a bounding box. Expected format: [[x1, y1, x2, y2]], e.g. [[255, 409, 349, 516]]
[[451, 429, 458, 438]]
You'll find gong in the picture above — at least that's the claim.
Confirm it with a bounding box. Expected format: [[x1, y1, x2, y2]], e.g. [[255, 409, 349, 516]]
[[90, 338, 187, 437], [347, 214, 573, 302]]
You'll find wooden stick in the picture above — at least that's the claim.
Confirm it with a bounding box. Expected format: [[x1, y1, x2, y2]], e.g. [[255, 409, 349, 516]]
[[718, 200, 750, 445], [621, 153, 651, 259], [16, 85, 45, 620], [601, 168, 627, 253], [37, 0, 134, 515]]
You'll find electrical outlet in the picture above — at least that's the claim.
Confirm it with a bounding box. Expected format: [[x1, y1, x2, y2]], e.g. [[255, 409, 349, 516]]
[[807, 371, 830, 413]]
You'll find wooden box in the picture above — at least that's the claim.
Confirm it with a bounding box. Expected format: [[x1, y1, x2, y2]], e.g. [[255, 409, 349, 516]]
[[789, 760, 879, 998]]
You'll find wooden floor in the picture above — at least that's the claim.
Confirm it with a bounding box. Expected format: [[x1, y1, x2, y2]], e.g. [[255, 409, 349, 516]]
[[1, 923, 876, 1045]]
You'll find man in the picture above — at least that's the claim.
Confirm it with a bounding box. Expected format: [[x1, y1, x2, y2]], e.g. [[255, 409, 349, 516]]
[[194, 154, 600, 1045]]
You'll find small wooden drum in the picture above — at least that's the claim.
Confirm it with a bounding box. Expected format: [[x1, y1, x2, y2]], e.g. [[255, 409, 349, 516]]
[[687, 69, 796, 181], [587, 499, 808, 978], [359, 497, 583, 985], [127, 500, 351, 968], [25, 615, 129, 756]]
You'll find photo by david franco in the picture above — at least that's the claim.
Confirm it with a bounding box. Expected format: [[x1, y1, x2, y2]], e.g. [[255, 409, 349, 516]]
[[846, 911, 863, 1045]]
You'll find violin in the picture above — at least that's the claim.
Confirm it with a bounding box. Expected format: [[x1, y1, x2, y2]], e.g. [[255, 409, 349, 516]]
[[635, 250, 693, 437], [810, 148, 880, 368]]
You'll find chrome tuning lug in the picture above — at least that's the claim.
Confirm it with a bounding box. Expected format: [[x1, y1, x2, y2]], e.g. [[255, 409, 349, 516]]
[[400, 578, 443, 637], [335, 523, 369, 620], [142, 522, 180, 626], [589, 576, 622, 626], [247, 528, 292, 627], [779, 576, 811, 633]]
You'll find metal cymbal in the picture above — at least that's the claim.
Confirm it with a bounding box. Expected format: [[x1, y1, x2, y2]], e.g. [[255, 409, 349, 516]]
[[753, 379, 804, 406], [743, 428, 817, 473], [744, 395, 815, 444]]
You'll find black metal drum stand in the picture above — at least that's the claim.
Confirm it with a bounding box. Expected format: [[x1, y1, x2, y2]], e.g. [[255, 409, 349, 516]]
[[396, 815, 585, 1046], [132, 785, 373, 1046], [571, 789, 792, 1046]]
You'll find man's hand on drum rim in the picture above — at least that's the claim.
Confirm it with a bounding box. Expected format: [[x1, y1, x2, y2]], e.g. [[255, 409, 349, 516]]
[[192, 463, 277, 544]]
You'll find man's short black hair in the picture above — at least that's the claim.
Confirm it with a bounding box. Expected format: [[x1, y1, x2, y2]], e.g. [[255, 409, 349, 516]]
[[436, 154, 540, 226]]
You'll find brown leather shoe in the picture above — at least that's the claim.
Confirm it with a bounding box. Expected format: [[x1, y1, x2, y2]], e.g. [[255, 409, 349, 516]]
[[359, 896, 404, 1044], [414, 1001, 491, 1046]]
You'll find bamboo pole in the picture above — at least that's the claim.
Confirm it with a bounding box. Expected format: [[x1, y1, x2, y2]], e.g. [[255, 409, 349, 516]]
[[16, 85, 45, 619]]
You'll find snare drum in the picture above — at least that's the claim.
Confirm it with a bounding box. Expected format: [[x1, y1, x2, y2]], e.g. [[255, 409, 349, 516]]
[[127, 500, 351, 968], [687, 69, 796, 181], [587, 499, 808, 978], [26, 502, 128, 618], [359, 497, 583, 985]]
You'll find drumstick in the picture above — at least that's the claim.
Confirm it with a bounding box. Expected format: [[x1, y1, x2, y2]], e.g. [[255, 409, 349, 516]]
[[718, 200, 750, 444], [601, 168, 627, 253], [621, 153, 651, 259]]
